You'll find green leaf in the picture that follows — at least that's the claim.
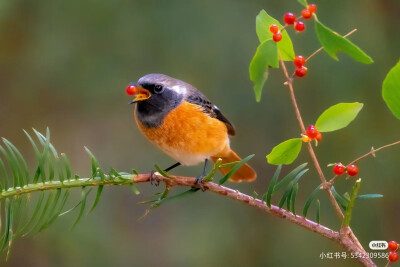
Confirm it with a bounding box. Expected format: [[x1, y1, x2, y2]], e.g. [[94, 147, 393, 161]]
[[297, 0, 308, 7], [130, 183, 140, 195], [315, 103, 363, 132], [342, 178, 362, 227], [273, 163, 308, 193], [219, 161, 240, 168], [61, 153, 72, 181], [256, 10, 295, 61], [315, 21, 373, 64], [72, 188, 91, 228], [357, 194, 383, 199], [382, 60, 400, 120], [218, 154, 254, 185], [278, 186, 291, 209], [89, 185, 104, 213], [278, 168, 308, 210], [316, 199, 321, 224], [0, 157, 9, 190], [84, 147, 99, 178], [20, 192, 45, 237], [3, 139, 29, 185], [249, 39, 278, 102], [0, 145, 21, 188], [263, 165, 282, 207], [154, 164, 170, 178], [331, 186, 349, 210], [302, 184, 322, 217], [44, 190, 70, 229], [290, 183, 299, 215], [266, 138, 302, 165]]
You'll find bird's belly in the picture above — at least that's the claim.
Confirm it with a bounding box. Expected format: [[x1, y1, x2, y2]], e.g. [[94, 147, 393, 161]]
[[135, 101, 230, 165]]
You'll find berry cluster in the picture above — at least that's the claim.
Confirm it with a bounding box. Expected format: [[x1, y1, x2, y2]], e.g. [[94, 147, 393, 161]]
[[302, 125, 322, 143], [269, 4, 317, 43], [388, 241, 399, 263], [333, 163, 359, 177], [294, 55, 307, 77]]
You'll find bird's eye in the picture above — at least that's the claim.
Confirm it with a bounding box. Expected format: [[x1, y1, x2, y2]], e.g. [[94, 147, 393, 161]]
[[154, 84, 164, 94]]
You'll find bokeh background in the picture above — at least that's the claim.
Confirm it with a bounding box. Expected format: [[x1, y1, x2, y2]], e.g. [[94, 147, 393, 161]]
[[0, 0, 400, 266]]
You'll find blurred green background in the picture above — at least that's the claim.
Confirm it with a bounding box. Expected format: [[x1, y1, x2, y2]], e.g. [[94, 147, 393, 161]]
[[1, 0, 400, 266]]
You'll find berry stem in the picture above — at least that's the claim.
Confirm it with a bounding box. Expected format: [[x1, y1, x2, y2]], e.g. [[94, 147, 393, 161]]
[[279, 55, 344, 220], [306, 29, 358, 62], [328, 139, 400, 186]]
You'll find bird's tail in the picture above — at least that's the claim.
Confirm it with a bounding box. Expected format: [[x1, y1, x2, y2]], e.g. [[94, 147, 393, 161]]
[[211, 150, 257, 182]]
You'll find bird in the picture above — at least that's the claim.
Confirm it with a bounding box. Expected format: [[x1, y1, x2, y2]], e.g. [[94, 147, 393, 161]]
[[127, 73, 256, 183]]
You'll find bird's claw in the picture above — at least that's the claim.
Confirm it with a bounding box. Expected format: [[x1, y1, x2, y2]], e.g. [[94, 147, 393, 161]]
[[149, 170, 160, 186], [195, 175, 207, 192]]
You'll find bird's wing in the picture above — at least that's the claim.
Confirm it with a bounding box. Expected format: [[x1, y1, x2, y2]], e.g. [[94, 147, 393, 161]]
[[186, 91, 236, 136]]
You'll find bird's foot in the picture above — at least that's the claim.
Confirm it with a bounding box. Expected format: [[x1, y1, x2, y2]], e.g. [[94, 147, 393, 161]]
[[195, 175, 207, 192], [149, 170, 160, 186]]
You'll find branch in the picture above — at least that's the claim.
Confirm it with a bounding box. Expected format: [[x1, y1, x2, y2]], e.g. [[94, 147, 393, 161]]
[[140, 174, 375, 266], [328, 140, 400, 186], [279, 56, 344, 220], [278, 56, 376, 266]]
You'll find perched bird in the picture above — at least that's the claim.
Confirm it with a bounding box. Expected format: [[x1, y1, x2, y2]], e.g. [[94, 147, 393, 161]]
[[127, 73, 256, 183]]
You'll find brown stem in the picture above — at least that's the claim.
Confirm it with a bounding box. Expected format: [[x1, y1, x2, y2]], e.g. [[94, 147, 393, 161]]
[[278, 56, 375, 266], [279, 56, 344, 219], [329, 140, 400, 185], [133, 173, 375, 266]]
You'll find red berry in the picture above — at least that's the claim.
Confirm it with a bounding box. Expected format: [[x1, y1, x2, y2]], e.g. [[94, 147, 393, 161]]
[[283, 13, 296, 25], [273, 32, 282, 42], [295, 66, 307, 77], [306, 125, 318, 139], [333, 164, 345, 175], [389, 241, 399, 251], [389, 252, 399, 262], [316, 132, 322, 141], [293, 56, 306, 67], [295, 22, 305, 32], [269, 24, 279, 34], [126, 85, 137, 95], [346, 165, 359, 176], [302, 9, 312, 19], [308, 4, 317, 13]]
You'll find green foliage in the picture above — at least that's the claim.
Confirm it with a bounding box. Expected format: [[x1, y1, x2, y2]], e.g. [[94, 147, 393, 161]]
[[0, 129, 139, 258], [251, 9, 295, 101], [315, 200, 321, 224], [315, 20, 373, 64], [154, 164, 171, 178], [342, 179, 361, 227], [219, 154, 255, 185], [256, 10, 295, 61], [302, 184, 322, 217], [331, 186, 349, 210], [357, 194, 383, 199], [250, 40, 278, 101], [261, 164, 308, 215], [263, 165, 282, 207], [266, 138, 302, 165], [382, 59, 400, 120], [315, 103, 364, 132]]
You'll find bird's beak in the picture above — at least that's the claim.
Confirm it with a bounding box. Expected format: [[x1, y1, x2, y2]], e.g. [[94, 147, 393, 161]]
[[129, 86, 151, 104]]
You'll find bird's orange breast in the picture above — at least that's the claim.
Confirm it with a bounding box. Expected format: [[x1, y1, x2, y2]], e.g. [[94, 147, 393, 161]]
[[135, 101, 230, 165]]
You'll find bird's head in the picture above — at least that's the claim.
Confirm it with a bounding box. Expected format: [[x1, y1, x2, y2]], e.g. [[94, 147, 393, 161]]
[[126, 73, 188, 110]]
